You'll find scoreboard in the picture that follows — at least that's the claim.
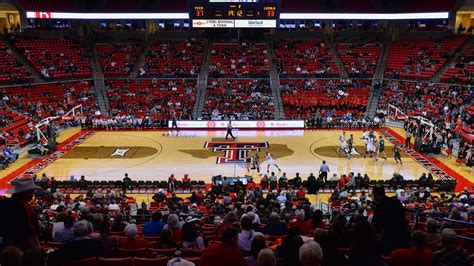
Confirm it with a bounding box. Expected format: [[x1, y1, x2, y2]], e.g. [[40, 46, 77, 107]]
[[189, 0, 280, 28]]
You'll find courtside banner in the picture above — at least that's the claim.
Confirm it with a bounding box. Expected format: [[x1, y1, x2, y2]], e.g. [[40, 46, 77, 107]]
[[168, 120, 305, 129]]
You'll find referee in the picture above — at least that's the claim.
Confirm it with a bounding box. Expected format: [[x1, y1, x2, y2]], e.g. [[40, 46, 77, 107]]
[[319, 160, 330, 182], [225, 120, 236, 140]]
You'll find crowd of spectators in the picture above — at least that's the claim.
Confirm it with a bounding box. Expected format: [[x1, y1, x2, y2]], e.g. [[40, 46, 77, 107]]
[[0, 39, 33, 85], [380, 80, 472, 160], [336, 38, 381, 78], [385, 36, 467, 80], [96, 41, 141, 77], [280, 79, 369, 119], [0, 172, 472, 266], [202, 79, 274, 120], [208, 42, 269, 78], [14, 35, 92, 80], [107, 78, 196, 121], [142, 39, 203, 78], [275, 40, 338, 78]]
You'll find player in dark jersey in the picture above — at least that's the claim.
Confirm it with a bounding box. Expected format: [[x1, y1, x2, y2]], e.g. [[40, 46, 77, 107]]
[[346, 134, 354, 159], [376, 136, 387, 161], [393, 145, 402, 164]]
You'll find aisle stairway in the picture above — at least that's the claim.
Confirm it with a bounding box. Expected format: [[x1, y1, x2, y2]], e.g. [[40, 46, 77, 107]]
[[2, 36, 45, 83], [129, 34, 155, 79], [326, 35, 349, 79], [87, 36, 109, 116], [365, 39, 392, 118], [267, 37, 284, 119], [192, 40, 211, 119]]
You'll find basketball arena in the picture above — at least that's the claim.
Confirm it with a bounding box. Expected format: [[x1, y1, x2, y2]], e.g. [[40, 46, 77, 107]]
[[0, 0, 473, 265]]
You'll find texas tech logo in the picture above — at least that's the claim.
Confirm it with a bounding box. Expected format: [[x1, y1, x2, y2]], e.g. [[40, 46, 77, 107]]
[[205, 142, 269, 164]]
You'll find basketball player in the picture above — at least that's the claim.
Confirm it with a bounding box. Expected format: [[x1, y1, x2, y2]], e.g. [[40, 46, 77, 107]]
[[393, 145, 402, 164], [365, 135, 376, 158], [253, 153, 261, 174], [361, 129, 369, 145], [347, 134, 354, 159], [338, 131, 347, 154], [376, 136, 387, 161], [265, 152, 281, 173], [225, 120, 236, 140]]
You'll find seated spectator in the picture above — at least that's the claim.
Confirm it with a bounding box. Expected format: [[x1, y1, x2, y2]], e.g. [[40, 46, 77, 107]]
[[390, 230, 434, 266], [182, 222, 205, 250], [53, 215, 75, 243], [262, 212, 287, 236], [49, 221, 104, 265], [238, 215, 264, 252], [276, 227, 304, 266], [201, 227, 244, 266], [97, 221, 118, 251], [118, 224, 149, 249], [0, 246, 23, 266], [143, 211, 165, 237], [216, 211, 238, 238], [433, 229, 470, 266], [244, 235, 268, 266], [154, 229, 177, 249], [163, 214, 183, 242], [110, 213, 128, 232], [299, 241, 323, 266], [313, 228, 346, 266], [258, 248, 276, 266], [347, 221, 383, 266], [425, 218, 442, 250], [289, 210, 312, 236]]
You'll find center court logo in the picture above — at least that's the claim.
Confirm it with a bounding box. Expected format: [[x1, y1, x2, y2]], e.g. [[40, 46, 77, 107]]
[[205, 142, 269, 164]]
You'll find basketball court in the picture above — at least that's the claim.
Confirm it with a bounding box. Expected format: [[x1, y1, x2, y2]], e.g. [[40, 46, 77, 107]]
[[1, 128, 471, 192]]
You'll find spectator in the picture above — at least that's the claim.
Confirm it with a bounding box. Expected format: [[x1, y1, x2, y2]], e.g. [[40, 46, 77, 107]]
[[154, 229, 177, 249], [371, 185, 410, 254], [289, 210, 312, 236], [200, 227, 244, 266], [182, 222, 205, 250], [216, 211, 238, 237], [299, 241, 323, 266], [262, 212, 287, 236], [118, 224, 149, 249], [110, 213, 128, 232], [238, 215, 264, 252], [313, 228, 346, 266], [0, 246, 23, 266], [257, 248, 276, 266], [276, 227, 304, 266], [347, 221, 383, 266], [433, 229, 470, 266], [163, 214, 183, 242], [144, 211, 165, 237], [0, 178, 41, 251], [53, 215, 75, 243], [49, 221, 104, 265], [97, 221, 118, 251], [244, 235, 267, 266], [425, 218, 442, 250], [390, 230, 434, 266]]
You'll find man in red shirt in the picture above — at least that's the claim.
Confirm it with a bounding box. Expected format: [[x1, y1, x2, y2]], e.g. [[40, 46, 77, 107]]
[[390, 230, 433, 266], [200, 227, 244, 266], [296, 186, 306, 200]]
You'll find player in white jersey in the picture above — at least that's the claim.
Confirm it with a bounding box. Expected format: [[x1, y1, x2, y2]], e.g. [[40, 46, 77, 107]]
[[365, 135, 377, 158], [361, 129, 369, 145], [338, 131, 347, 153], [265, 152, 281, 173]]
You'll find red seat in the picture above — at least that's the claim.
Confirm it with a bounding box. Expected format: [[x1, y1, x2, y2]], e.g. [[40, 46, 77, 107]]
[[134, 257, 169, 266], [70, 257, 98, 266], [98, 257, 134, 266]]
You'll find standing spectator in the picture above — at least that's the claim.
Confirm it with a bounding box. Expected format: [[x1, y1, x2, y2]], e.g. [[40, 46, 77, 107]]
[[200, 227, 244, 266], [433, 229, 470, 266], [319, 161, 330, 182], [0, 178, 41, 251], [406, 130, 412, 149], [371, 185, 410, 255]]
